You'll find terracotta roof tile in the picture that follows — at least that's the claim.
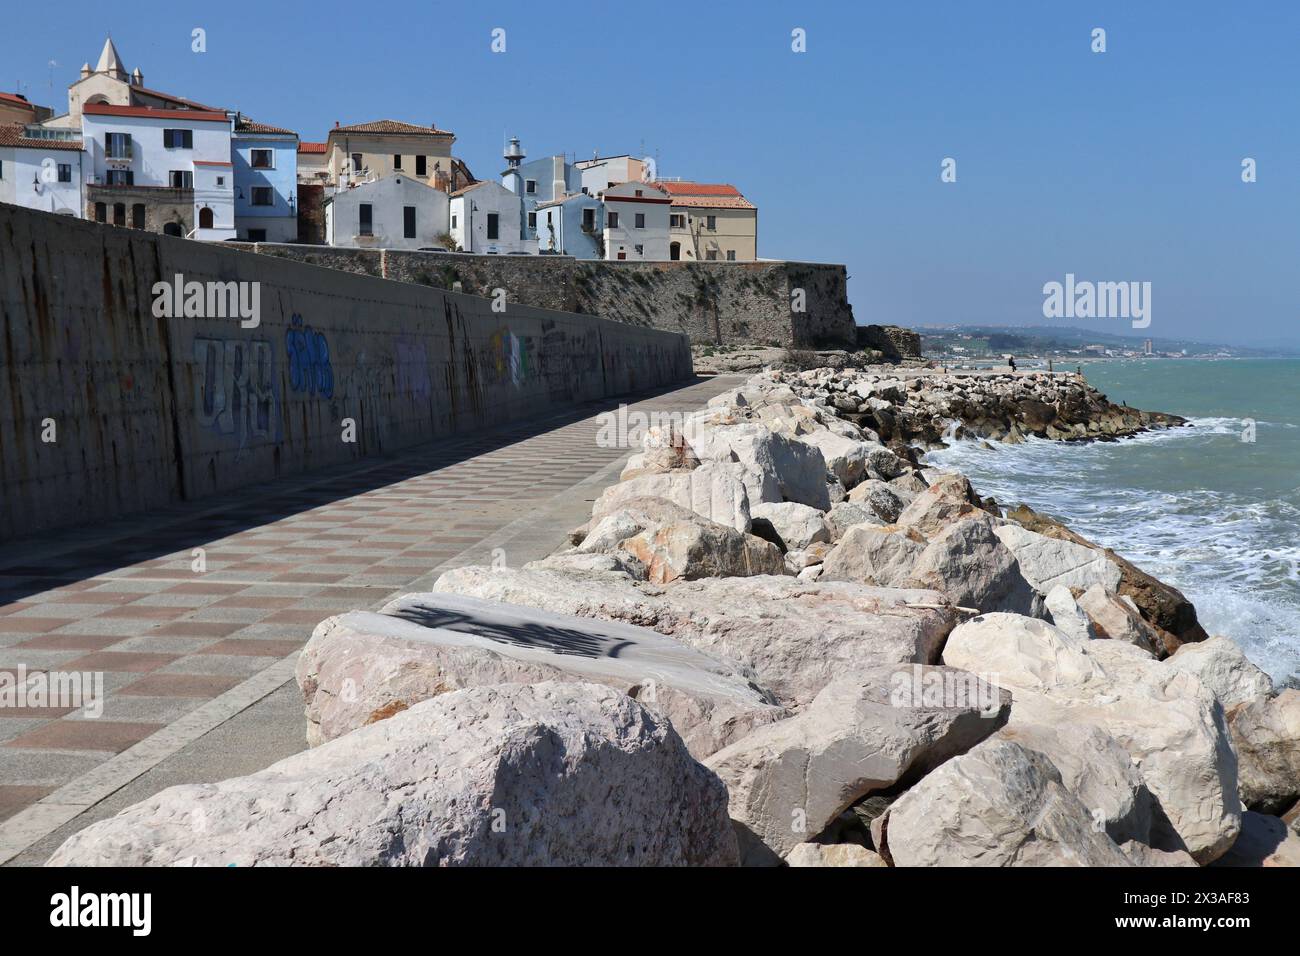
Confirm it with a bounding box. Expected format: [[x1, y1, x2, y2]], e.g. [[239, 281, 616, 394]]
[[234, 117, 296, 136], [298, 141, 328, 154], [655, 181, 742, 197], [0, 123, 84, 151], [331, 119, 454, 137]]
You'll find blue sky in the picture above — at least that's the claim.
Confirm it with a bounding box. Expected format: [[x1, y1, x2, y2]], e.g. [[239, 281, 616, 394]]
[[3, 0, 1297, 345]]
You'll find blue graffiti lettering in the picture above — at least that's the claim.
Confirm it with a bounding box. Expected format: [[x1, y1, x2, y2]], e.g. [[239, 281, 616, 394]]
[[286, 313, 334, 398]]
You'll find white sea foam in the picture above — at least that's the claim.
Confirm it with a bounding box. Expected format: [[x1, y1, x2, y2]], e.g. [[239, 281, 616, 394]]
[[926, 422, 1300, 682]]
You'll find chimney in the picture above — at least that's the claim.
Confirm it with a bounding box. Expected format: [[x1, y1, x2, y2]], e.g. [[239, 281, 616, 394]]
[[334, 120, 340, 129]]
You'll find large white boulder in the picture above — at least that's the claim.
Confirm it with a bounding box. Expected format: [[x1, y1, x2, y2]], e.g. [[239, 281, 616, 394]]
[[881, 738, 1133, 867], [1167, 635, 1273, 711], [943, 612, 1241, 863], [906, 515, 1038, 615], [1044, 585, 1100, 643], [591, 462, 751, 532], [1075, 583, 1161, 655], [750, 501, 831, 551], [579, 496, 784, 584], [995, 719, 1151, 845], [47, 682, 740, 867], [793, 430, 873, 488], [993, 524, 1122, 597], [820, 524, 926, 588], [297, 592, 786, 758], [686, 421, 831, 510], [1228, 689, 1300, 814], [706, 665, 1010, 864], [432, 566, 955, 708], [785, 843, 887, 867]]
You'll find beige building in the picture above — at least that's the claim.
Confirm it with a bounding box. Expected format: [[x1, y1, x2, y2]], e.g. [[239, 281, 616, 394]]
[[44, 37, 224, 129], [0, 92, 52, 126], [324, 119, 472, 192], [655, 181, 757, 262], [297, 141, 329, 184]]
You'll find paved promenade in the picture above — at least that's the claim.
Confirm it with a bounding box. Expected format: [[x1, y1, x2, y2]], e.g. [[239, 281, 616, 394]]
[[0, 374, 742, 864]]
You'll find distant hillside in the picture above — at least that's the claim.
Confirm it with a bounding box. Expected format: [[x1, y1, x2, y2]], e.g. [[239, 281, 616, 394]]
[[913, 324, 1291, 358]]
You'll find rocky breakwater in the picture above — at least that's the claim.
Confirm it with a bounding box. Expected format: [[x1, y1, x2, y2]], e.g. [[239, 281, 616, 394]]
[[49, 371, 1299, 867], [783, 366, 1187, 446]]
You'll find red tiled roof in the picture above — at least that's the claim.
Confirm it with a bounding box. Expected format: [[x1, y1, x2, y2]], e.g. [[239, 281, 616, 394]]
[[331, 119, 453, 137], [667, 195, 755, 210], [234, 117, 296, 136], [0, 92, 35, 107], [298, 141, 327, 154], [84, 103, 229, 122], [653, 181, 754, 209], [656, 181, 742, 197], [0, 123, 84, 151]]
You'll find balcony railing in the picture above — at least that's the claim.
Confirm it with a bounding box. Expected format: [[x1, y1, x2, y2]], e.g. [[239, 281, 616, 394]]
[[105, 146, 134, 160]]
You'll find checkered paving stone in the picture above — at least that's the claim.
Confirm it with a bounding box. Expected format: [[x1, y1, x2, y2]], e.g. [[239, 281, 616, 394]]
[[0, 376, 741, 824]]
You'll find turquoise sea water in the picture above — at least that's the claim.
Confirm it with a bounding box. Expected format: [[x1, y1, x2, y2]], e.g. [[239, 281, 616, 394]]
[[925, 358, 1300, 682]]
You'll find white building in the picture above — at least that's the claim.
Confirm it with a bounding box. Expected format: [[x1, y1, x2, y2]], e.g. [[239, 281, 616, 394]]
[[449, 180, 536, 254], [325, 173, 449, 249], [601, 181, 670, 261], [574, 154, 646, 197], [81, 102, 234, 240], [0, 124, 85, 215]]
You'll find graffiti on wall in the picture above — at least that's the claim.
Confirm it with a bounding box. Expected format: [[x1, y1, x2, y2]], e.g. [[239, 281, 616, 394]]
[[394, 335, 432, 402], [192, 336, 278, 457], [286, 313, 334, 398], [488, 328, 532, 388]]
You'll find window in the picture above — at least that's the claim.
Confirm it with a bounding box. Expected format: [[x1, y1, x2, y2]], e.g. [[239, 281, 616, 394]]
[[706, 250, 718, 261], [403, 206, 416, 239], [486, 213, 499, 240], [57, 163, 71, 183], [634, 189, 643, 197], [670, 214, 685, 228], [216, 176, 224, 186], [112, 203, 125, 226], [199, 208, 214, 229], [163, 129, 193, 149], [634, 213, 645, 229], [582, 207, 595, 231], [105, 169, 134, 186], [94, 202, 106, 222], [607, 211, 619, 228], [617, 250, 626, 260], [351, 153, 363, 173], [416, 155, 427, 176], [451, 214, 457, 229], [169, 170, 193, 189], [393, 154, 402, 170], [0, 159, 4, 179], [250, 148, 273, 169], [528, 211, 537, 229], [525, 179, 536, 194], [131, 203, 145, 228], [359, 203, 373, 236], [635, 244, 643, 255], [248, 229, 267, 242], [250, 186, 274, 206], [105, 132, 132, 158], [706, 215, 717, 230], [726, 250, 736, 261]]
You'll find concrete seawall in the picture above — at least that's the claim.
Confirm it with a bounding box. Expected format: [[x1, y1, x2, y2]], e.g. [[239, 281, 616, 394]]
[[0, 203, 692, 541], [232, 243, 858, 349]]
